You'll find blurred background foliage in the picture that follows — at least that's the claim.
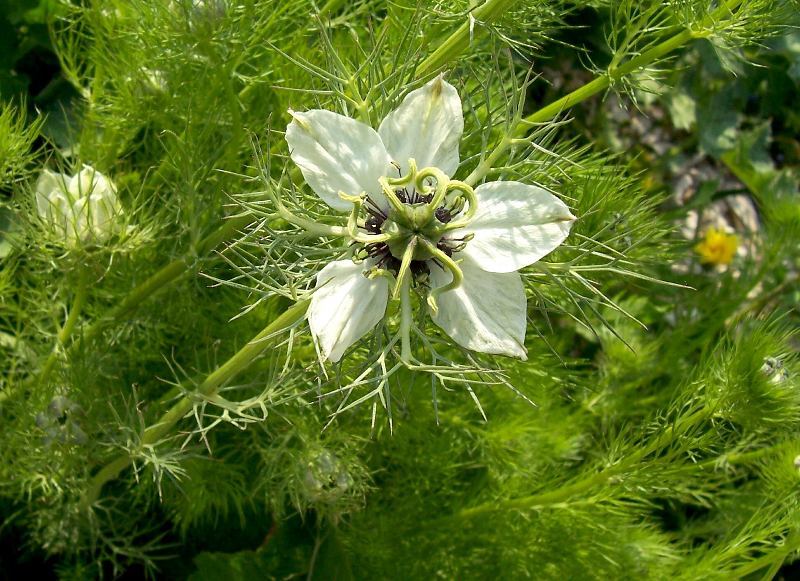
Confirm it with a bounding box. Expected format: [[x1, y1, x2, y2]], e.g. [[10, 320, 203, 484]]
[[0, 0, 799, 578]]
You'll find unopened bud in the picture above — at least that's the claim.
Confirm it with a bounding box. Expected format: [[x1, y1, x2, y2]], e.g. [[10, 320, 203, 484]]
[[35, 166, 123, 248]]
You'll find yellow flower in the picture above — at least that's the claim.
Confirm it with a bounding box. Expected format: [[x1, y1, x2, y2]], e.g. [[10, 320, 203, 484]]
[[695, 227, 738, 265]]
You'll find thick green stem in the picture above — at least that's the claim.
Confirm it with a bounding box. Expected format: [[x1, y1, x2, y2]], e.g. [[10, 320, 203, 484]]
[[399, 276, 413, 363], [0, 214, 255, 408], [467, 0, 744, 186], [83, 299, 310, 504], [317, 0, 346, 18], [80, 216, 252, 352], [415, 0, 517, 79], [520, 30, 695, 130], [522, 0, 743, 128], [37, 274, 89, 387]]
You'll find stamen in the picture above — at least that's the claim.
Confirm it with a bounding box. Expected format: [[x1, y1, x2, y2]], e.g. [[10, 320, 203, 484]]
[[364, 196, 387, 219], [344, 193, 393, 244], [365, 215, 383, 233]]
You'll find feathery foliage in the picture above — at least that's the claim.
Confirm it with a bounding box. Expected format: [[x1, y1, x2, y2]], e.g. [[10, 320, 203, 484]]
[[1, 0, 799, 577]]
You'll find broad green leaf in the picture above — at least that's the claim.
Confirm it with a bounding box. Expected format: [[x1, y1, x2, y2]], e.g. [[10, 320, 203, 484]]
[[666, 89, 697, 131]]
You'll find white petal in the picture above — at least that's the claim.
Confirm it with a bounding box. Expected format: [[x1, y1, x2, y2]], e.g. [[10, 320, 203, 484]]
[[308, 259, 389, 362], [286, 110, 391, 212], [67, 166, 117, 200], [460, 181, 576, 273], [70, 197, 92, 244], [68, 166, 98, 199], [378, 76, 463, 177], [35, 170, 70, 217], [41, 189, 72, 240], [79, 192, 122, 242], [429, 253, 527, 359], [89, 169, 117, 197]]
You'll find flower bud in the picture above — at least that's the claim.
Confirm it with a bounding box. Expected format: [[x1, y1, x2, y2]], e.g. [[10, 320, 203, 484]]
[[35, 165, 122, 247], [301, 450, 353, 504]]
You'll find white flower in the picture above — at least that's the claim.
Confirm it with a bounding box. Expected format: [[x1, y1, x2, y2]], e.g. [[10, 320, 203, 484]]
[[35, 165, 122, 247], [286, 77, 576, 363]]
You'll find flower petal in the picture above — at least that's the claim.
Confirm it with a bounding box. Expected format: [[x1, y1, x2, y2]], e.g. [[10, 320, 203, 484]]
[[378, 76, 463, 177], [460, 181, 576, 273], [41, 189, 72, 240], [308, 259, 389, 362], [74, 191, 122, 242], [286, 110, 391, 212], [35, 170, 70, 217], [429, 253, 527, 359], [67, 167, 96, 199], [70, 197, 91, 244], [67, 166, 117, 200]]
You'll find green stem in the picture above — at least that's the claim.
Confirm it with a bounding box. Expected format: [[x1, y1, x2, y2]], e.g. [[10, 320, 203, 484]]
[[83, 299, 310, 504], [79, 214, 251, 347], [399, 275, 413, 363], [467, 0, 744, 185], [520, 29, 695, 129], [522, 0, 745, 128], [415, 0, 517, 79], [454, 423, 790, 526], [0, 216, 253, 408], [37, 273, 89, 387], [464, 135, 510, 186], [318, 0, 347, 19]]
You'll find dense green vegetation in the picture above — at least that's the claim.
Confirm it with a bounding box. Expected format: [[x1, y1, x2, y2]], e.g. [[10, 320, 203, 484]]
[[1, 0, 799, 577]]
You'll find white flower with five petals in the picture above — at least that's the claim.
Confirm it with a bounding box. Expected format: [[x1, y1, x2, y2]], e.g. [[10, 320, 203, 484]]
[[286, 77, 576, 363], [35, 165, 123, 248]]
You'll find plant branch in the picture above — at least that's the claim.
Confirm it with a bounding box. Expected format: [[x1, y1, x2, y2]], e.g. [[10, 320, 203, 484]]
[[36, 271, 89, 388], [415, 0, 517, 79], [452, 407, 712, 520], [467, 0, 745, 185], [83, 299, 310, 504]]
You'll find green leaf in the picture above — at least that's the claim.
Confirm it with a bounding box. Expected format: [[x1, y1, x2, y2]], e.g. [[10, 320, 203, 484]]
[[38, 93, 83, 155], [697, 90, 739, 156], [779, 31, 800, 84], [666, 88, 697, 131], [708, 37, 745, 76], [719, 122, 799, 217]]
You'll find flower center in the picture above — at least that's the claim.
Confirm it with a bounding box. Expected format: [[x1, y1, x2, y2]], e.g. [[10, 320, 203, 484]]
[[347, 160, 476, 286]]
